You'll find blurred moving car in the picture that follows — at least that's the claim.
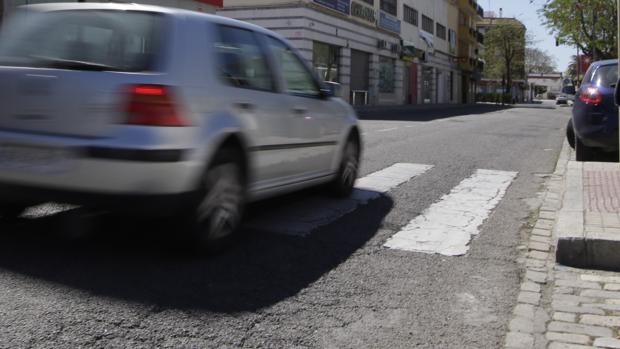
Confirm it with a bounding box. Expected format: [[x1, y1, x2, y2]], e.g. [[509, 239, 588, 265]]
[[566, 59, 618, 161], [556, 94, 568, 105], [0, 3, 361, 250]]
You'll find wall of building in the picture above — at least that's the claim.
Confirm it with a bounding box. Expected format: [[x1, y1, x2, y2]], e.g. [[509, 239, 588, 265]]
[[219, 2, 404, 105]]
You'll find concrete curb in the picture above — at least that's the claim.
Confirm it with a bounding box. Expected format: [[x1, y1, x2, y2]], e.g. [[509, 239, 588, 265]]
[[555, 158, 620, 271]]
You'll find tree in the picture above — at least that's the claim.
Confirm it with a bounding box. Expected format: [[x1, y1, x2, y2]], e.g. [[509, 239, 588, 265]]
[[540, 0, 617, 61], [525, 47, 558, 74], [483, 21, 527, 96]]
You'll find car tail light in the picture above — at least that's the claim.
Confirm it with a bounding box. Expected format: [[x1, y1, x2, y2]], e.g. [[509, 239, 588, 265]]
[[125, 85, 190, 126], [579, 87, 603, 106]]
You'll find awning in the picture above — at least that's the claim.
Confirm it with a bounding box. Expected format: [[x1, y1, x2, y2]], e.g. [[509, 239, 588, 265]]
[[419, 31, 434, 54]]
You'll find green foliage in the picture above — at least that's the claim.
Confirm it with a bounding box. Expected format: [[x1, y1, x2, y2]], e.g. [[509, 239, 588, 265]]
[[526, 47, 558, 74], [482, 21, 527, 94], [540, 0, 617, 60]]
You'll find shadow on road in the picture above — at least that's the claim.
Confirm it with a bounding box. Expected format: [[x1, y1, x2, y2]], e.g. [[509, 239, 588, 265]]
[[0, 190, 393, 313], [356, 104, 512, 122]]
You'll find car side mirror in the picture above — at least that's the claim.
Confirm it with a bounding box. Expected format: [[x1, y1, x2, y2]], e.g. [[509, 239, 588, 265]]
[[615, 78, 620, 106], [320, 82, 340, 99]]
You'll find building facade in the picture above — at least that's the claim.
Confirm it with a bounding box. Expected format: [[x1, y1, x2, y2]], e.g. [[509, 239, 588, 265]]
[[220, 0, 484, 105], [528, 72, 563, 100], [456, 0, 484, 104]]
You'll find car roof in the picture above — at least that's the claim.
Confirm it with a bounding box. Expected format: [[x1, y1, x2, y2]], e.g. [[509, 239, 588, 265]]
[[19, 2, 283, 39], [591, 59, 618, 67]]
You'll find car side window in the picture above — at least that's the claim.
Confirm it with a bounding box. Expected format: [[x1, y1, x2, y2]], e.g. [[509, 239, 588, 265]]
[[265, 36, 320, 98], [214, 25, 274, 91]]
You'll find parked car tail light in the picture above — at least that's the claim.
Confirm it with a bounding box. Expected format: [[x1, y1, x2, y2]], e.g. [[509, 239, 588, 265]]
[[125, 85, 190, 126], [579, 87, 603, 106]]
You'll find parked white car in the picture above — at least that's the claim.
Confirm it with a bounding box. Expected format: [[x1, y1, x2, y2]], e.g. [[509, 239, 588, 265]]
[[0, 3, 361, 250]]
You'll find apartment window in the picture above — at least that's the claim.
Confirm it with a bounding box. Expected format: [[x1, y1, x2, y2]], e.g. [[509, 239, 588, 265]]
[[361, 0, 374, 4], [380, 0, 397, 16], [436, 23, 446, 40], [403, 5, 418, 26], [422, 15, 434, 34]]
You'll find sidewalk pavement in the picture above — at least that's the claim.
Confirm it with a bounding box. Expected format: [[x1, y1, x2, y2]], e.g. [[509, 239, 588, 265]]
[[505, 142, 620, 349]]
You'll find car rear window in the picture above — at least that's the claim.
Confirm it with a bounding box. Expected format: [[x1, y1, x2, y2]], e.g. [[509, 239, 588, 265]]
[[591, 65, 618, 88], [0, 10, 164, 72]]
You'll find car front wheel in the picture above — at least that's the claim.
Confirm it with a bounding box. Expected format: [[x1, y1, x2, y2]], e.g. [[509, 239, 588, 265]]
[[189, 149, 246, 253], [566, 119, 575, 149], [329, 136, 360, 198]]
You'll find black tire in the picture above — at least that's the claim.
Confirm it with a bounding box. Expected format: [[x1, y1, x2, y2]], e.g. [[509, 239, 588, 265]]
[[566, 119, 575, 149], [187, 148, 246, 253], [328, 136, 360, 198], [575, 135, 595, 162], [0, 204, 27, 221]]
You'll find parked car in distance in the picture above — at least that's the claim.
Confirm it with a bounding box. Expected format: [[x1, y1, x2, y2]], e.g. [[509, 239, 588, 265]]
[[556, 94, 568, 105], [567, 59, 618, 161], [0, 3, 362, 251]]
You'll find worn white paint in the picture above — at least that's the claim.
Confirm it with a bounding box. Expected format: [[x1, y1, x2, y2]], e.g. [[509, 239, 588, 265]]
[[246, 163, 433, 236], [384, 169, 518, 256]]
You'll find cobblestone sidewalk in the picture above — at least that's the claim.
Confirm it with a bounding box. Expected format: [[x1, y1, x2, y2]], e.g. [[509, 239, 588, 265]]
[[505, 143, 620, 349]]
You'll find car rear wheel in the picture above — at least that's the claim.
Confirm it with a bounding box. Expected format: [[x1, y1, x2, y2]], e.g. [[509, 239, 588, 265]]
[[328, 136, 360, 198], [566, 119, 575, 149], [188, 149, 246, 253], [575, 135, 595, 162]]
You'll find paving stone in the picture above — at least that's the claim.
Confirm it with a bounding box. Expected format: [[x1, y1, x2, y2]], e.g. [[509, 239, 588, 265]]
[[593, 337, 620, 348], [581, 274, 620, 284], [510, 316, 535, 333], [506, 331, 534, 348], [539, 211, 556, 220], [604, 283, 620, 291], [580, 314, 620, 327], [527, 270, 548, 284], [556, 279, 602, 290], [532, 228, 552, 237], [529, 241, 550, 252], [582, 303, 620, 311], [554, 286, 575, 294], [606, 299, 620, 305], [519, 291, 541, 305], [522, 282, 541, 293], [552, 305, 605, 316], [529, 250, 549, 260], [533, 308, 550, 334], [548, 343, 596, 349], [514, 303, 536, 319], [531, 235, 552, 244], [553, 294, 596, 305], [536, 219, 554, 230], [545, 332, 590, 345], [581, 289, 620, 299], [553, 312, 577, 323], [547, 321, 613, 337]]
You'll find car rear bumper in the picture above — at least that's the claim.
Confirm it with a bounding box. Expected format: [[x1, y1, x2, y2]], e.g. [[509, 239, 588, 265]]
[[576, 125, 619, 151]]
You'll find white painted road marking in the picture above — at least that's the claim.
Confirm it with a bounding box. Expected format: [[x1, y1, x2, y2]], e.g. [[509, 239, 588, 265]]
[[246, 163, 433, 236], [384, 169, 518, 256], [377, 128, 398, 132]]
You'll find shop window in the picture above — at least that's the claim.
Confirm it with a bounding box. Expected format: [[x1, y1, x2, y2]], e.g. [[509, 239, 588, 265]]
[[379, 56, 395, 93], [313, 41, 339, 83], [380, 0, 397, 16], [403, 5, 418, 26], [214, 25, 273, 91]]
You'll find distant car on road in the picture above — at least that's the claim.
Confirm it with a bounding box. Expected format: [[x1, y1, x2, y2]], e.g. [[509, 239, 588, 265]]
[[556, 94, 568, 105], [0, 3, 361, 251], [566, 59, 618, 161]]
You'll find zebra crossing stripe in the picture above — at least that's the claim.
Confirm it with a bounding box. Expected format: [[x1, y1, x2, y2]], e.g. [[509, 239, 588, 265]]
[[384, 169, 518, 256], [245, 163, 433, 237]]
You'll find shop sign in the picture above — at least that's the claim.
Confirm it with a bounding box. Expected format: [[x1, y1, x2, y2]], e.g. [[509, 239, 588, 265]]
[[313, 0, 350, 15], [351, 1, 375, 24], [378, 11, 401, 33]]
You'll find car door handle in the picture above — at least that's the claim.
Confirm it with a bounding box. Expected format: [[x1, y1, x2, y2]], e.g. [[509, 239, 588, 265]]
[[292, 107, 307, 115], [235, 102, 255, 110]]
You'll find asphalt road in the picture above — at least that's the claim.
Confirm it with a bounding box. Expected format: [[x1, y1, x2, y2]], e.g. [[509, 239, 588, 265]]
[[0, 103, 570, 349]]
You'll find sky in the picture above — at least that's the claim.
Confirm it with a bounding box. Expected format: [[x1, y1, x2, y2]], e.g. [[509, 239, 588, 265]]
[[483, 0, 578, 72]]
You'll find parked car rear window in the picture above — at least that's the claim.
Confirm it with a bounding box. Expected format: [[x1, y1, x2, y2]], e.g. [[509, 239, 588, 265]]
[[591, 65, 618, 88], [0, 10, 164, 72]]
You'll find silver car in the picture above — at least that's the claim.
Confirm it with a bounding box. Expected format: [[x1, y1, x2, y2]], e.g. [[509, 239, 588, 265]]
[[0, 3, 361, 250]]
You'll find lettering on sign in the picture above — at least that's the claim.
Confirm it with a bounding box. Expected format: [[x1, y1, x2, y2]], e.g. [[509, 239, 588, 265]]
[[351, 1, 376, 23], [313, 0, 350, 15]]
